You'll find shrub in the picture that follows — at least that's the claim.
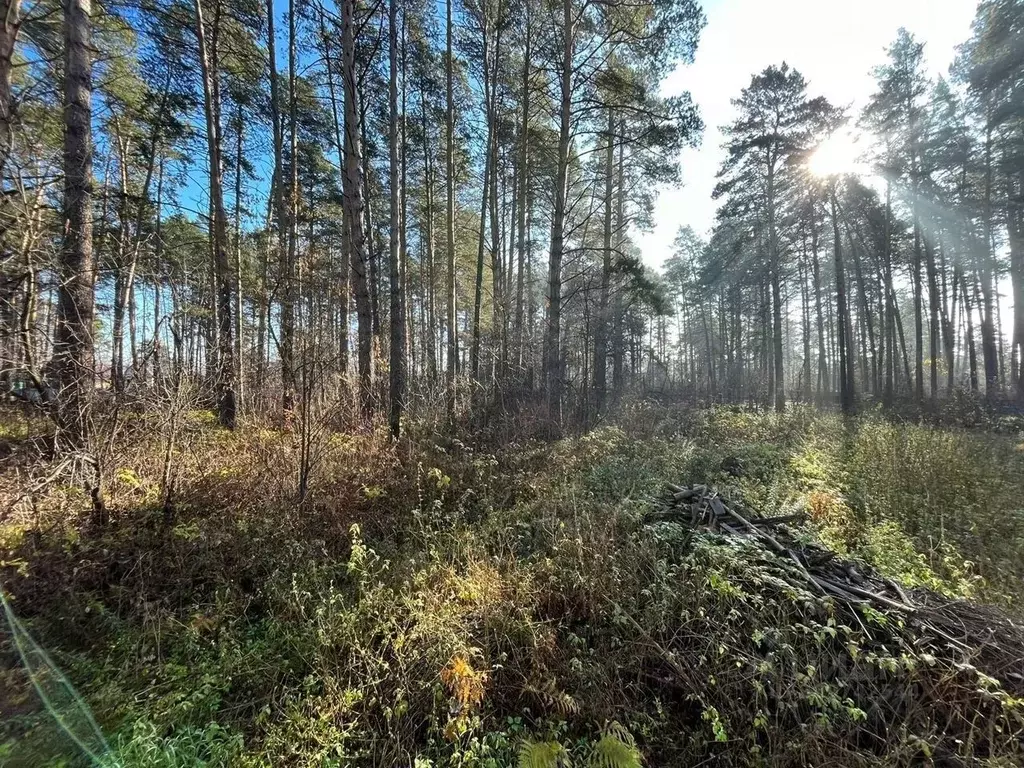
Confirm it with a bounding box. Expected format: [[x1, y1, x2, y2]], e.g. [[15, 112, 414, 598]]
[[3, 404, 1024, 766]]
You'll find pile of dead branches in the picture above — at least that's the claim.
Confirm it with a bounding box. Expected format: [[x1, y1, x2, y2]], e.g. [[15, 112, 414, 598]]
[[649, 483, 916, 611], [647, 482, 1024, 696]]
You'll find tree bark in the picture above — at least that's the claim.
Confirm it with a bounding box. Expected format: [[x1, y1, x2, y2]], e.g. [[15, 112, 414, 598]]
[[280, 0, 298, 416], [0, 0, 19, 177], [488, 11, 504, 379], [342, 0, 373, 415], [420, 78, 437, 380], [514, 13, 530, 368], [611, 126, 625, 396], [849, 226, 876, 397], [809, 198, 828, 403], [831, 188, 854, 414], [110, 121, 130, 392], [543, 0, 573, 421], [320, 5, 349, 374], [964, 270, 979, 391], [360, 113, 381, 340], [980, 118, 999, 395], [766, 154, 784, 412], [153, 158, 165, 384], [233, 103, 245, 411], [1009, 171, 1024, 398], [882, 179, 895, 403], [194, 0, 236, 428], [594, 106, 613, 416], [470, 13, 494, 381], [445, 0, 457, 393], [54, 0, 105, 524], [799, 236, 812, 402], [53, 0, 97, 450], [470, 31, 493, 381], [387, 0, 404, 437], [924, 232, 940, 402]]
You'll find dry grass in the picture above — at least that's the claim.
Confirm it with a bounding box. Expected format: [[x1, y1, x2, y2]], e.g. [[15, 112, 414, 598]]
[[1, 401, 1023, 766]]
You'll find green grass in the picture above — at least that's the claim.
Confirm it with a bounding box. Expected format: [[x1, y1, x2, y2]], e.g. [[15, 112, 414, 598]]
[[2, 403, 1023, 766]]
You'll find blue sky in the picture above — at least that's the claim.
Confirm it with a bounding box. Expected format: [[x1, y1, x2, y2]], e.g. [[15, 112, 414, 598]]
[[636, 0, 979, 269], [177, 0, 980, 276]]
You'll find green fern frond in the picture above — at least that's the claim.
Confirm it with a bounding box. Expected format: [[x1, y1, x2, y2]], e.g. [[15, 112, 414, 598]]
[[518, 739, 569, 768], [589, 722, 641, 768], [526, 680, 581, 716]]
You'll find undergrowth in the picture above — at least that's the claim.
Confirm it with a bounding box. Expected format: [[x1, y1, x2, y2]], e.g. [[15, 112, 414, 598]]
[[1, 401, 1023, 766]]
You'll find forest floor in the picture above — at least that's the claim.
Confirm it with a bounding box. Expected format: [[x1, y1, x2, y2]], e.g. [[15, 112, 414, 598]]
[[1, 399, 1024, 766]]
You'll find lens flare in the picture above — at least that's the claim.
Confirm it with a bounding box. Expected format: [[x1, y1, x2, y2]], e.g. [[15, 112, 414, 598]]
[[808, 129, 866, 178]]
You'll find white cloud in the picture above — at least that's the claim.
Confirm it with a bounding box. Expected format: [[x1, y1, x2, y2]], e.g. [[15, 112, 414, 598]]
[[637, 0, 978, 271]]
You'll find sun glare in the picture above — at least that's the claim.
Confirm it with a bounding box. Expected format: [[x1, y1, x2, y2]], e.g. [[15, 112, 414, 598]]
[[808, 129, 866, 178]]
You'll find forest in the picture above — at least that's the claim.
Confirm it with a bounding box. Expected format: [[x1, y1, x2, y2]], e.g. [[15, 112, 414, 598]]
[[1, 0, 1024, 762]]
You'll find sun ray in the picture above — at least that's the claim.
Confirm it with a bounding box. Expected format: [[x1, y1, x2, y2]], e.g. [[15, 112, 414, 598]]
[[808, 129, 868, 178]]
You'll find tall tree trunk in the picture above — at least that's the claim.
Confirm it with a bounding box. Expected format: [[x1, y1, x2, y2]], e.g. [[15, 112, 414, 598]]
[[1008, 172, 1024, 397], [361, 114, 381, 339], [964, 270, 979, 392], [153, 158, 165, 384], [320, 5, 348, 374], [911, 212, 925, 402], [471, 21, 493, 381], [514, 13, 530, 367], [256, 182, 273, 387], [387, 0, 404, 437], [0, 0, 19, 179], [444, 0, 457, 392], [940, 240, 956, 396], [124, 79, 171, 389], [110, 122, 129, 393], [343, 0, 373, 415], [233, 103, 245, 412], [194, 0, 236, 428], [267, 0, 289, 406], [849, 226, 876, 397], [799, 237, 812, 402], [701, 302, 715, 398], [54, 0, 101, 528], [0, 17, 17, 369], [731, 284, 742, 400], [280, 0, 298, 415], [489, 145, 502, 381], [611, 127, 625, 396], [831, 189, 853, 413], [891, 288, 912, 387], [471, 144, 491, 380], [543, 0, 573, 421], [979, 117, 999, 395], [766, 159, 784, 412], [882, 180, 895, 404], [420, 81, 437, 380], [924, 233, 940, 402], [809, 208, 828, 403], [399, 16, 411, 384], [18, 187, 43, 388], [594, 106, 613, 416], [487, 12, 504, 379]]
